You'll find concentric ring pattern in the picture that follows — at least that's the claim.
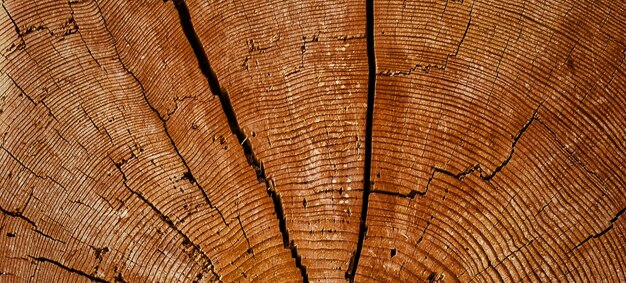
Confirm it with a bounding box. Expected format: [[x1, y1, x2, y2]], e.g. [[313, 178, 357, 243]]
[[0, 0, 624, 282]]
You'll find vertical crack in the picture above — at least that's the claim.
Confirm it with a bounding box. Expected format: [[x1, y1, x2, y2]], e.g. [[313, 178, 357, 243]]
[[236, 214, 254, 256], [346, 0, 376, 281], [170, 0, 307, 281]]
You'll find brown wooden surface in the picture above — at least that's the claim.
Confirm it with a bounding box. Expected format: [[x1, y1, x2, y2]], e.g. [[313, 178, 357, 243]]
[[0, 0, 624, 282]]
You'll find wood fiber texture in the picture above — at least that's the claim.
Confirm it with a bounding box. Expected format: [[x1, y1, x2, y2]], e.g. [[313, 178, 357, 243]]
[[0, 0, 624, 282]]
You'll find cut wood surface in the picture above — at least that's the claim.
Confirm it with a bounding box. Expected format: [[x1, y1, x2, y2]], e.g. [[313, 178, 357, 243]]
[[0, 0, 624, 282]]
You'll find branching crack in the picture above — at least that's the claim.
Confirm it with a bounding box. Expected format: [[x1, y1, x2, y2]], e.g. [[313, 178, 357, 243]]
[[378, 1, 473, 77], [372, 102, 543, 199], [111, 160, 222, 282], [569, 206, 626, 253], [1, 3, 79, 55], [241, 34, 280, 70], [123, 66, 227, 227], [170, 0, 307, 281], [90, 0, 227, 225], [68, 2, 102, 69], [1, 2, 26, 53], [284, 32, 320, 77]]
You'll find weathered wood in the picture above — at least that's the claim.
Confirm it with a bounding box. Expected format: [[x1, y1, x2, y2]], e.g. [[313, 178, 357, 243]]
[[362, 0, 626, 282], [0, 0, 624, 282]]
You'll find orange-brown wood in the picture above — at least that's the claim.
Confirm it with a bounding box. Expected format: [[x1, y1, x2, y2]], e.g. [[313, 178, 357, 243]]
[[365, 0, 625, 282], [1, 0, 624, 282]]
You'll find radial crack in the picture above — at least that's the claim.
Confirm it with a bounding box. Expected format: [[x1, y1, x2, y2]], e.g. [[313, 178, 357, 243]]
[[0, 205, 36, 227], [112, 161, 222, 281], [124, 68, 228, 226], [466, 237, 537, 282], [536, 118, 607, 189], [377, 1, 473, 77], [89, 0, 227, 226], [372, 102, 544, 199], [1, 146, 66, 191], [236, 214, 254, 256], [346, 0, 376, 280], [29, 256, 108, 283], [170, 0, 307, 281], [569, 206, 626, 253]]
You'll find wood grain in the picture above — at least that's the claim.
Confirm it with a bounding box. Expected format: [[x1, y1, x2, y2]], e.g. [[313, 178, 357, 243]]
[[362, 0, 625, 282], [0, 0, 624, 282]]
